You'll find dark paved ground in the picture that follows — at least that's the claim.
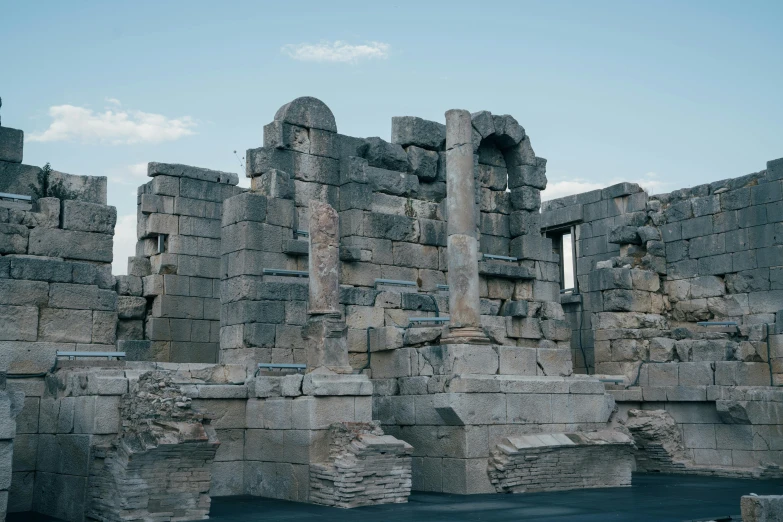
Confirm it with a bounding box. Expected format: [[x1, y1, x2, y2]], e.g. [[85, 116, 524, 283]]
[[10, 473, 783, 522]]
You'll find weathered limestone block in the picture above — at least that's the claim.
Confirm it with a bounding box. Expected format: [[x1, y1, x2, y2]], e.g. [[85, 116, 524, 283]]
[[0, 126, 23, 163], [28, 227, 113, 262], [23, 197, 60, 229], [391, 116, 446, 150], [741, 495, 783, 522], [274, 96, 337, 133], [0, 223, 28, 255], [419, 344, 499, 376], [407, 146, 439, 182], [609, 225, 641, 245], [148, 162, 239, 185], [363, 137, 408, 171], [47, 170, 107, 204], [0, 163, 44, 200]]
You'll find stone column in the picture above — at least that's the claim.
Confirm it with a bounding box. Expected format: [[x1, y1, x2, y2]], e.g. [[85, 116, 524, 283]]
[[304, 200, 352, 373], [308, 200, 340, 315], [442, 109, 489, 344]]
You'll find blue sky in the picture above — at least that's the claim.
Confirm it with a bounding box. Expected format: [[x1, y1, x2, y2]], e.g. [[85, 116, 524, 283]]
[[3, 0, 782, 273]]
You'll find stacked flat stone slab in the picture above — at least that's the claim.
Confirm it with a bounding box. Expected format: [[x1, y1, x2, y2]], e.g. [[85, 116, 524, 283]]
[[0, 374, 23, 522], [309, 422, 412, 508], [127, 162, 242, 363], [487, 430, 634, 493], [86, 371, 219, 522], [1, 122, 118, 375]]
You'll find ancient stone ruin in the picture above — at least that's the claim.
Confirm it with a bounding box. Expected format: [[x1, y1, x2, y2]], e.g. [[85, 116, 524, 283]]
[[0, 95, 781, 521]]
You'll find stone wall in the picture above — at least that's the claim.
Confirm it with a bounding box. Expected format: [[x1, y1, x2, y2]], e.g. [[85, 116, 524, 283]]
[[227, 100, 569, 375], [0, 374, 23, 522], [541, 182, 648, 373], [541, 157, 783, 475], [5, 363, 411, 519], [1, 118, 118, 376], [123, 163, 243, 363]]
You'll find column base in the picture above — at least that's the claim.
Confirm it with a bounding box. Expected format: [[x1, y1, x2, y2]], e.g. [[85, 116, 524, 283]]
[[440, 326, 492, 345]]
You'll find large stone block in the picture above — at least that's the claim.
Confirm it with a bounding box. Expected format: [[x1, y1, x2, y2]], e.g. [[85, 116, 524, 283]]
[[363, 137, 408, 171], [0, 126, 23, 163], [61, 200, 117, 234], [46, 170, 107, 204], [38, 308, 92, 343], [28, 227, 113, 262], [0, 305, 38, 341], [407, 145, 439, 182], [148, 162, 238, 185], [0, 223, 28, 254], [0, 162, 44, 199], [419, 344, 499, 375], [366, 165, 419, 197], [48, 283, 116, 311], [391, 116, 446, 150]]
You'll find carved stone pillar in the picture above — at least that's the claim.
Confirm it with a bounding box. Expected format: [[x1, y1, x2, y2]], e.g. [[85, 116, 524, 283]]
[[442, 109, 489, 344], [304, 200, 352, 373]]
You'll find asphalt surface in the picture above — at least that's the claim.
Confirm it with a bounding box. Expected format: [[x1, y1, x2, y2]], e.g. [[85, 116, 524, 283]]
[[10, 473, 782, 521]]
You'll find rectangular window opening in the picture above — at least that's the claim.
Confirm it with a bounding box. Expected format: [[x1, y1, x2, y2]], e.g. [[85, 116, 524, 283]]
[[546, 227, 578, 294]]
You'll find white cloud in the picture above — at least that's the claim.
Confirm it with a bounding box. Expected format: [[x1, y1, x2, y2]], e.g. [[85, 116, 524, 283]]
[[542, 179, 604, 201], [281, 40, 390, 63], [29, 104, 196, 144], [105, 97, 122, 106], [542, 172, 669, 202], [106, 162, 149, 186], [112, 214, 137, 275]]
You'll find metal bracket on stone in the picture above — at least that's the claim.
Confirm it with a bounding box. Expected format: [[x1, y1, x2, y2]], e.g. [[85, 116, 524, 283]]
[[408, 316, 449, 328], [696, 321, 738, 333], [374, 278, 417, 288], [0, 192, 32, 202], [255, 363, 306, 376], [56, 351, 126, 360], [262, 268, 309, 278], [482, 253, 519, 262]]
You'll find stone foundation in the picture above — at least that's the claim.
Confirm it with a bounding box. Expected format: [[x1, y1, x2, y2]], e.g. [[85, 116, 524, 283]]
[[488, 430, 634, 493]]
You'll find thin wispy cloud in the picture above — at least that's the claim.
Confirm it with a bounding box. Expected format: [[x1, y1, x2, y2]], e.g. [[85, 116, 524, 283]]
[[106, 162, 149, 186], [542, 180, 604, 201], [542, 172, 667, 201], [281, 40, 390, 63], [29, 104, 196, 145]]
